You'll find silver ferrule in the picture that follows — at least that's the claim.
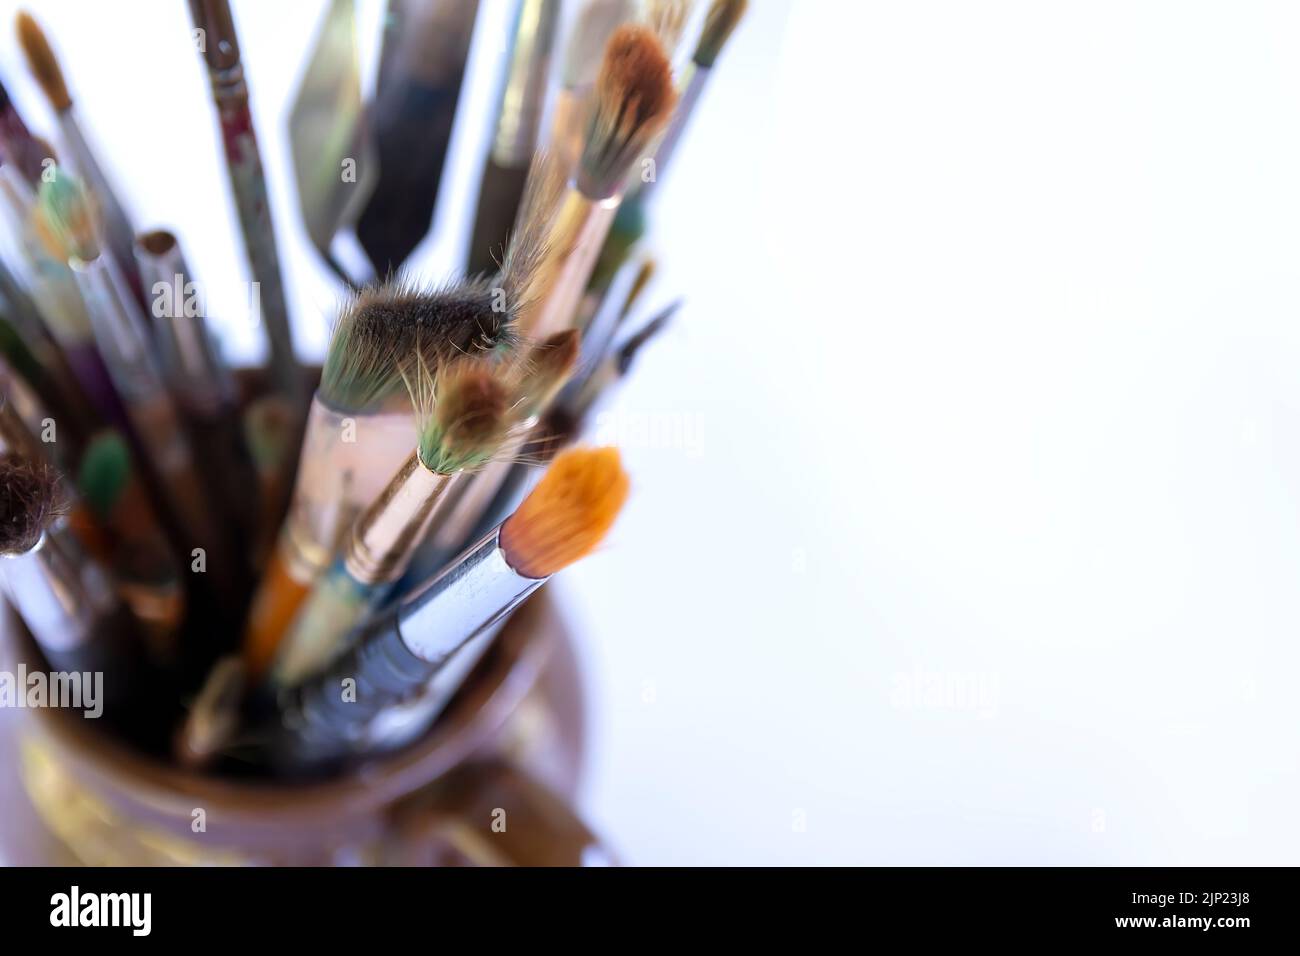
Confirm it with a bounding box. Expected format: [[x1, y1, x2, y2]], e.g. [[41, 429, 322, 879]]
[[492, 0, 560, 167], [67, 252, 161, 402], [396, 526, 545, 665], [0, 525, 117, 654], [135, 230, 232, 415]]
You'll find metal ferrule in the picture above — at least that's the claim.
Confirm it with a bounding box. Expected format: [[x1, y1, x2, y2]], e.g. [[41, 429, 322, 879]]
[[343, 455, 456, 585], [0, 524, 116, 655], [67, 252, 160, 402], [396, 526, 546, 665], [134, 230, 232, 415], [492, 0, 560, 167]]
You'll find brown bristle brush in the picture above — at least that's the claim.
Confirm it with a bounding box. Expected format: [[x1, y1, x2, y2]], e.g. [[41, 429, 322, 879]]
[[513, 24, 677, 339]]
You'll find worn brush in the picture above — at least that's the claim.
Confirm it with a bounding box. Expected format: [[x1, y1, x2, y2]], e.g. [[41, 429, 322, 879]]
[[242, 277, 521, 679], [515, 24, 677, 339], [16, 11, 145, 311], [428, 329, 580, 555], [268, 446, 629, 770], [269, 359, 513, 688]]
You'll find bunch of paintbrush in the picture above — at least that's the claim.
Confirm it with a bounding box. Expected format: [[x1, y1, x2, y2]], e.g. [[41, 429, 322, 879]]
[[0, 0, 745, 791]]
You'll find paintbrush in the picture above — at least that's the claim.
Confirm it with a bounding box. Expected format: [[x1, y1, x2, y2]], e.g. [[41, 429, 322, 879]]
[[356, 0, 481, 276], [269, 358, 514, 688], [0, 164, 133, 436], [15, 11, 146, 312], [187, 0, 304, 405], [637, 0, 746, 206], [545, 0, 639, 179], [0, 80, 50, 185], [464, 0, 561, 276], [269, 446, 629, 770], [572, 297, 679, 415], [135, 229, 259, 562], [585, 0, 747, 293], [514, 24, 677, 339], [427, 329, 579, 556], [37, 167, 242, 619], [241, 277, 521, 679], [0, 454, 141, 711]]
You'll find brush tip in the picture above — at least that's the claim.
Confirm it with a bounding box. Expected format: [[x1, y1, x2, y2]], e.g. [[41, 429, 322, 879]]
[[323, 278, 517, 412], [500, 446, 629, 578], [516, 330, 580, 417], [15, 11, 70, 112], [0, 453, 62, 555], [695, 0, 747, 68], [416, 361, 512, 474], [580, 24, 677, 198]]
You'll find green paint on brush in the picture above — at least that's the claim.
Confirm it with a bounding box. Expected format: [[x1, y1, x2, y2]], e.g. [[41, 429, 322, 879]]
[[413, 362, 512, 476], [77, 430, 131, 519], [36, 166, 99, 262]]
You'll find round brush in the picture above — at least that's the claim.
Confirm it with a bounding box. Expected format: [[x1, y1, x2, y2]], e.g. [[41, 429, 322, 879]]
[[269, 446, 630, 770], [268, 359, 514, 688], [515, 24, 677, 339]]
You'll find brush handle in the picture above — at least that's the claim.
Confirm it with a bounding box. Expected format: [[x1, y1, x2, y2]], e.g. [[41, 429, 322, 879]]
[[269, 563, 372, 689], [466, 159, 531, 276]]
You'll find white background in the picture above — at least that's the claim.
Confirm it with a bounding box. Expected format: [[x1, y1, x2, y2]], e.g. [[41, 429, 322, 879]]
[[1, 0, 1298, 865]]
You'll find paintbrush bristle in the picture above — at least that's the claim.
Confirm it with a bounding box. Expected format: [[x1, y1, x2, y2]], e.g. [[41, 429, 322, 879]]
[[36, 166, 99, 262], [500, 446, 628, 578], [412, 359, 512, 475], [578, 24, 677, 199], [0, 453, 62, 555], [15, 11, 71, 112], [695, 0, 747, 68], [645, 0, 693, 51], [516, 329, 580, 417], [320, 277, 519, 413]]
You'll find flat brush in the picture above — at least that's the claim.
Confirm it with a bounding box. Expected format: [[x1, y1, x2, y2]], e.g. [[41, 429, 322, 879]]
[[16, 11, 146, 312], [38, 168, 240, 615], [515, 24, 677, 339], [0, 454, 140, 718], [269, 359, 513, 688], [428, 329, 579, 555], [187, 0, 304, 404], [464, 0, 561, 276], [268, 446, 629, 770], [242, 277, 520, 679]]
